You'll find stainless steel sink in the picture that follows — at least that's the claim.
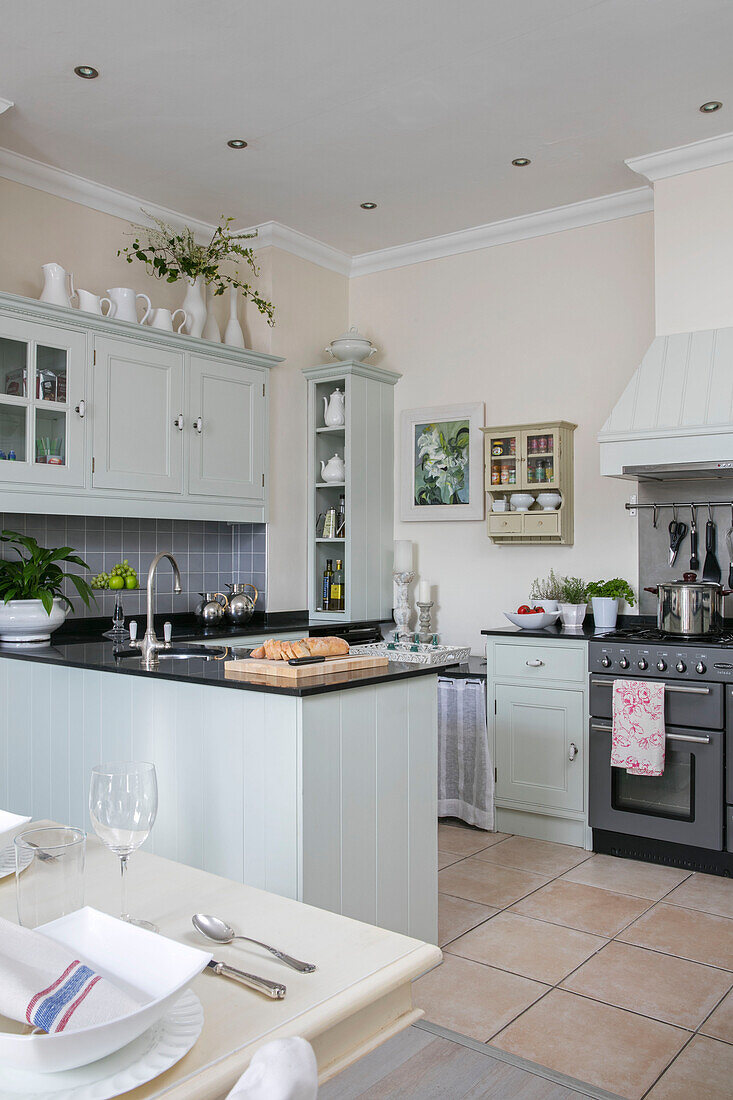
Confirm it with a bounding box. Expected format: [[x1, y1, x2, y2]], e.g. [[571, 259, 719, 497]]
[[115, 644, 227, 662]]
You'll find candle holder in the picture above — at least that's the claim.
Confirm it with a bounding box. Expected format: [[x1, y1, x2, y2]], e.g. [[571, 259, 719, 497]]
[[416, 600, 435, 644], [392, 570, 415, 644]]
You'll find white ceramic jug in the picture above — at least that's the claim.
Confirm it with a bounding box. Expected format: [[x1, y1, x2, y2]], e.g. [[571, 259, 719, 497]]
[[147, 307, 188, 333], [323, 387, 345, 427], [76, 289, 114, 317], [40, 263, 75, 308], [320, 453, 345, 482], [107, 287, 152, 325]]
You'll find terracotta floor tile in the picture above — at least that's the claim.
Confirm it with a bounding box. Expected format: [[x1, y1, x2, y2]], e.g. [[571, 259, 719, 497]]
[[438, 849, 464, 870], [510, 879, 649, 937], [437, 823, 509, 856], [446, 911, 605, 984], [618, 903, 733, 971], [438, 893, 497, 948], [561, 940, 733, 1029], [701, 987, 733, 1045], [646, 1035, 733, 1100], [472, 835, 591, 877], [561, 854, 691, 901], [438, 856, 549, 908], [664, 872, 733, 920], [412, 953, 548, 1042], [491, 989, 688, 1099]]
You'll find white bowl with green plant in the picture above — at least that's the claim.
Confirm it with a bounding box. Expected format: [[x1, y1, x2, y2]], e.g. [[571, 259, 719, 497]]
[[558, 576, 588, 628], [0, 531, 95, 642]]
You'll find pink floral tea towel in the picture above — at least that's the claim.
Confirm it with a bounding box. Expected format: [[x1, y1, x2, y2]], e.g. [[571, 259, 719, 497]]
[[611, 679, 666, 777]]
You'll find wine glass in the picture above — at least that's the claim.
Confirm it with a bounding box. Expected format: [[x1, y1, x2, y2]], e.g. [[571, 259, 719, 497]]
[[89, 761, 158, 932]]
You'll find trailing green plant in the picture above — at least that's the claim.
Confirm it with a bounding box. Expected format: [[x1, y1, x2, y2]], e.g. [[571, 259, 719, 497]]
[[586, 578, 636, 607], [529, 568, 564, 602], [118, 211, 275, 326], [560, 576, 587, 604], [0, 531, 95, 614]]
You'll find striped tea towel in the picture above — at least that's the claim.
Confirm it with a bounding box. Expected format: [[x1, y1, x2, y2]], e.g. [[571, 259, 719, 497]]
[[611, 679, 666, 777], [0, 916, 141, 1033]]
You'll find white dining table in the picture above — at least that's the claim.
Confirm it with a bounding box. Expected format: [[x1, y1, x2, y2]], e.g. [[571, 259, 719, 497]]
[[0, 823, 441, 1099]]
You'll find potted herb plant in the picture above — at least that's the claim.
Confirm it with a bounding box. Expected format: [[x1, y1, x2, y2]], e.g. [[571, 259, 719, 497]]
[[529, 568, 563, 611], [0, 531, 95, 642], [585, 578, 636, 631], [558, 576, 588, 629]]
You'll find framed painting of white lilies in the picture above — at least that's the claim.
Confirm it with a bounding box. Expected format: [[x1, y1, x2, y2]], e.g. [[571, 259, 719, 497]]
[[400, 402, 485, 521]]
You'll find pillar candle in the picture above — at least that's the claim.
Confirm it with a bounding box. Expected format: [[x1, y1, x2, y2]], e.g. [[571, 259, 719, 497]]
[[393, 540, 413, 572], [418, 580, 431, 603]]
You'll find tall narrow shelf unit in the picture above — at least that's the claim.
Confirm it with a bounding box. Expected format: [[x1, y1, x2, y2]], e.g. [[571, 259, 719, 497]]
[[304, 360, 400, 622]]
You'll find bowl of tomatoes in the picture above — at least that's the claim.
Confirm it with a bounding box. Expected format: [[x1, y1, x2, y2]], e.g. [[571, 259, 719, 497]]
[[503, 605, 562, 630]]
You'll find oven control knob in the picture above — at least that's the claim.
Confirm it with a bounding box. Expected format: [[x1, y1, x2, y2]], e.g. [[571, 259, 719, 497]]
[[676, 661, 686, 673], [601, 656, 612, 668], [637, 658, 648, 671], [656, 659, 667, 672], [696, 661, 706, 674], [619, 657, 629, 670]]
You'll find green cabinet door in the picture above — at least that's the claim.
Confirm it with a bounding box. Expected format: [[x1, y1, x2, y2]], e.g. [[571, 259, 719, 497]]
[[495, 683, 584, 813]]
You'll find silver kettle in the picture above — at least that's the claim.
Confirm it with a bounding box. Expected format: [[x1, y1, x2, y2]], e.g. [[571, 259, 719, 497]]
[[225, 582, 258, 625], [195, 591, 229, 626]]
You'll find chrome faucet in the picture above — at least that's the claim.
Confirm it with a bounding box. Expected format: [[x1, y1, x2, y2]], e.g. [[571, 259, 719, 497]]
[[129, 552, 182, 669]]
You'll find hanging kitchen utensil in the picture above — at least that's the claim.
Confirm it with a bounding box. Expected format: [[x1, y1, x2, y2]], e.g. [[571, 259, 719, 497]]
[[668, 509, 687, 567], [689, 505, 700, 572], [726, 504, 733, 589], [702, 505, 722, 583]]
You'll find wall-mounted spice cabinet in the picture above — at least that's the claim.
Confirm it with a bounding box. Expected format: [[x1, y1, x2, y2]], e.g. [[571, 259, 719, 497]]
[[482, 420, 576, 544]]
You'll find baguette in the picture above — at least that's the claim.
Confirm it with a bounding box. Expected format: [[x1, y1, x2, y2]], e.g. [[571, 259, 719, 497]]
[[250, 644, 266, 659], [302, 636, 349, 657], [292, 640, 311, 659]]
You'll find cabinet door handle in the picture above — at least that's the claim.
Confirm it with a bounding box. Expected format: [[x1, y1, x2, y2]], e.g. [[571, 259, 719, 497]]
[[173, 414, 184, 431], [568, 742, 579, 760], [193, 416, 203, 434], [75, 399, 86, 419], [526, 659, 544, 667]]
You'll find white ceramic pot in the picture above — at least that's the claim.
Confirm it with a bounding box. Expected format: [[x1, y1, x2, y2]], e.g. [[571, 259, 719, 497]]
[[509, 493, 534, 512], [536, 491, 561, 511], [107, 287, 152, 325], [591, 596, 619, 631], [531, 598, 558, 611], [559, 601, 587, 627], [181, 277, 207, 339], [325, 326, 377, 363], [320, 453, 345, 482], [0, 597, 67, 642]]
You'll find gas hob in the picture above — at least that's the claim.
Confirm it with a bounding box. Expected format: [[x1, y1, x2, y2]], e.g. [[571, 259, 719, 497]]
[[589, 630, 733, 682]]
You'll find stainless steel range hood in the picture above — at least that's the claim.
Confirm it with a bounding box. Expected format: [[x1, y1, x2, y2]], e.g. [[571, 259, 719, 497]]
[[599, 327, 733, 480]]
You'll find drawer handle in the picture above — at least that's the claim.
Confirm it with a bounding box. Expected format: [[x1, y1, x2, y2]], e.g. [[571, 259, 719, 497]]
[[590, 679, 711, 695], [590, 721, 711, 744], [173, 414, 184, 431], [75, 399, 86, 419], [568, 742, 579, 760], [526, 659, 544, 667]]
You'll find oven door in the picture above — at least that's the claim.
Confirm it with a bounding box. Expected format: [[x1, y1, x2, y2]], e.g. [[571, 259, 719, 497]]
[[589, 720, 724, 849]]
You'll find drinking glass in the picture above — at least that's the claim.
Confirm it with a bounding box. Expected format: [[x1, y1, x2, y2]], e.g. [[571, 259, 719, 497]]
[[89, 761, 158, 932], [14, 826, 86, 928]]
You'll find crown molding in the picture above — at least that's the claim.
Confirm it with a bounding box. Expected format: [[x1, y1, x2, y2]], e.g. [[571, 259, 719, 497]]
[[249, 221, 351, 276], [626, 130, 733, 182], [349, 187, 653, 277]]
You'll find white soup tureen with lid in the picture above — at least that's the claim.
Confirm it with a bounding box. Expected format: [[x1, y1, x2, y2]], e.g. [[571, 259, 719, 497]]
[[324, 325, 378, 363]]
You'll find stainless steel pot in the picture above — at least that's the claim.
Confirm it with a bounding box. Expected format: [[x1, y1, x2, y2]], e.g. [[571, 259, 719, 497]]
[[644, 573, 730, 635], [225, 582, 258, 625], [194, 591, 229, 626]]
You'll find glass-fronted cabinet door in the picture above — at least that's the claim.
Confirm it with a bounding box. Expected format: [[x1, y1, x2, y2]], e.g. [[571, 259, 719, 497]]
[[486, 431, 520, 491], [0, 317, 86, 487], [521, 427, 560, 490]]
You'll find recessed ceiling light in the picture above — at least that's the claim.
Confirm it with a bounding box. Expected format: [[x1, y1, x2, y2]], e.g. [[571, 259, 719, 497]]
[[227, 139, 248, 149], [699, 100, 723, 113], [512, 157, 531, 167], [74, 65, 99, 79], [360, 202, 377, 210]]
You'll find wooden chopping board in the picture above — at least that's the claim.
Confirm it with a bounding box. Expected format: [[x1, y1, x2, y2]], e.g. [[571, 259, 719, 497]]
[[225, 653, 389, 680]]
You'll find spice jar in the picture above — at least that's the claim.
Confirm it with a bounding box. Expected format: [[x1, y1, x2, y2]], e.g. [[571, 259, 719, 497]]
[[491, 464, 501, 484], [538, 435, 548, 453], [508, 467, 516, 484], [500, 464, 510, 484]]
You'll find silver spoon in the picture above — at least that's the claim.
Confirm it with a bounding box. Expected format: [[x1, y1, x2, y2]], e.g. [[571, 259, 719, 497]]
[[192, 913, 316, 973]]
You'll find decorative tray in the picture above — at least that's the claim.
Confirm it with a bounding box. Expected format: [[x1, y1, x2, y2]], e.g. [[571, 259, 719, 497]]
[[349, 642, 471, 666]]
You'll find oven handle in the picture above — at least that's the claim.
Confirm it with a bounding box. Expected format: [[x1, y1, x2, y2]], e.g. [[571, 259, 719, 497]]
[[590, 679, 711, 695], [590, 721, 711, 744]]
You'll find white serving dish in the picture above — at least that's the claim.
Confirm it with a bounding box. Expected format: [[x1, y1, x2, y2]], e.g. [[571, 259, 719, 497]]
[[0, 907, 211, 1074], [0, 598, 67, 642], [324, 325, 378, 363], [503, 610, 561, 630], [0, 810, 31, 847], [349, 642, 471, 666], [509, 493, 534, 512]]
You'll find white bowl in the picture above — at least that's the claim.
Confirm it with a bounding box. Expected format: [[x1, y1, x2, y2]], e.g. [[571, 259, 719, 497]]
[[503, 610, 561, 630], [0, 598, 67, 642], [0, 907, 211, 1073], [509, 493, 534, 512], [536, 492, 561, 511]]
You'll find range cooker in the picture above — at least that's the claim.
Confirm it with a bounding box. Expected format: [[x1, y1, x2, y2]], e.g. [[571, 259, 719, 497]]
[[588, 627, 733, 875]]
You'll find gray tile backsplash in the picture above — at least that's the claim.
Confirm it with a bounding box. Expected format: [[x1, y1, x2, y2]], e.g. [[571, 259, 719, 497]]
[[0, 514, 267, 619]]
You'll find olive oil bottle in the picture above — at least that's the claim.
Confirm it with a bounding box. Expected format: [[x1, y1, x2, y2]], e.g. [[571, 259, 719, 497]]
[[322, 559, 333, 610], [331, 559, 345, 611]]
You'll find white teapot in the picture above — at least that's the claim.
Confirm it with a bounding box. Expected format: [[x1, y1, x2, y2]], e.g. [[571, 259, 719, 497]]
[[320, 453, 345, 482], [323, 387, 345, 427]]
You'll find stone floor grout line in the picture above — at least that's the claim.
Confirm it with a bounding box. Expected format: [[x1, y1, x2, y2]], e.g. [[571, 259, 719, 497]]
[[638, 1029, 699, 1100], [554, 985, 695, 1034], [693, 980, 733, 1039]]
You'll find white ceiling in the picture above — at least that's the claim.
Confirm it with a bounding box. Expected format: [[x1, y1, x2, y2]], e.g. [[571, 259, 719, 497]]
[[2, 0, 733, 255]]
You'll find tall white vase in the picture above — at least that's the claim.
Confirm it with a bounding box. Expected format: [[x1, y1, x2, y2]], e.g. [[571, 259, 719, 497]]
[[181, 276, 207, 338], [224, 286, 245, 348], [202, 285, 221, 342]]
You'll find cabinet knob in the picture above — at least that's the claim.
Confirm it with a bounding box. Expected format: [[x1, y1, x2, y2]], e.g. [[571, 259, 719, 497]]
[[173, 414, 184, 431], [193, 416, 203, 434], [568, 742, 579, 761], [526, 659, 544, 667], [75, 399, 86, 419]]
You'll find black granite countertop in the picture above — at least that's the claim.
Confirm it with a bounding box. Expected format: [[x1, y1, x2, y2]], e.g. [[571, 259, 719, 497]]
[[481, 615, 650, 641], [0, 636, 446, 697], [437, 657, 487, 679]]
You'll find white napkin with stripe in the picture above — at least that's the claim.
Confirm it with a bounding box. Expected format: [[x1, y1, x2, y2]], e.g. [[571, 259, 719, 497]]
[[227, 1037, 318, 1099], [0, 916, 141, 1033]]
